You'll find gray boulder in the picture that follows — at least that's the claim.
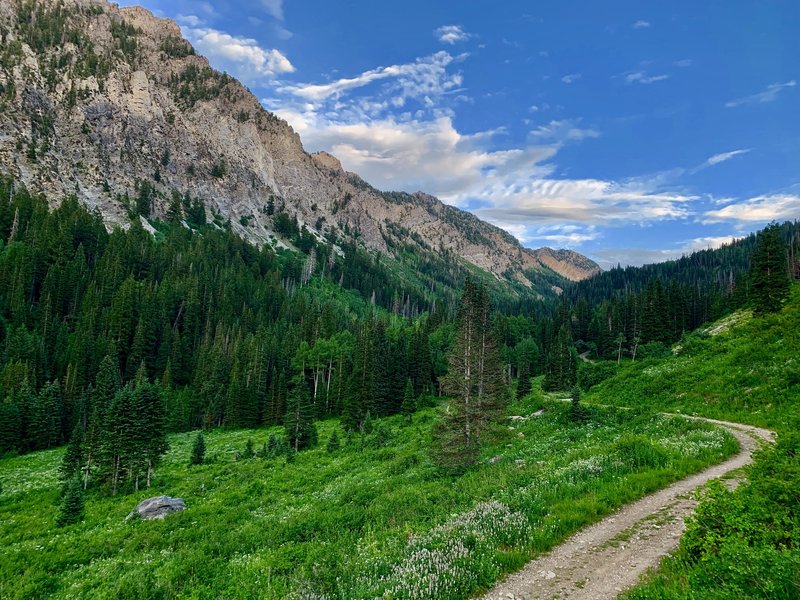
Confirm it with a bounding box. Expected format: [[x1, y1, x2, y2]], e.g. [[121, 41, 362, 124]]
[[127, 496, 186, 521]]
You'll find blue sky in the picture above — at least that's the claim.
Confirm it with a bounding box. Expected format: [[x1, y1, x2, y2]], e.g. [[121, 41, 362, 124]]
[[123, 0, 799, 267]]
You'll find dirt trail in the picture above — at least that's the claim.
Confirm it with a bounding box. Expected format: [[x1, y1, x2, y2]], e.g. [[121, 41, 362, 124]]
[[480, 418, 774, 600]]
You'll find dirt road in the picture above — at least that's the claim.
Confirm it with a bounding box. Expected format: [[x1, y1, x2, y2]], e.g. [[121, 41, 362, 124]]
[[480, 419, 773, 600]]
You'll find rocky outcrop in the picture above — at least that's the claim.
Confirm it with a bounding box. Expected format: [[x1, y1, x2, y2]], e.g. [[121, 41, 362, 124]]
[[0, 0, 600, 287], [127, 496, 186, 520]]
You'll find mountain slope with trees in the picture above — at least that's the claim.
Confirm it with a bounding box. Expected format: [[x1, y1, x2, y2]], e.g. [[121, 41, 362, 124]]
[[0, 0, 598, 289]]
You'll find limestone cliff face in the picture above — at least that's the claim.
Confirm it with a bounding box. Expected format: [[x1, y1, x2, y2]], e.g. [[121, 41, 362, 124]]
[[0, 0, 600, 285]]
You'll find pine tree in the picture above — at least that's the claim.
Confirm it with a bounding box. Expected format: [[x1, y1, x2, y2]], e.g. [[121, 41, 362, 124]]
[[401, 378, 416, 421], [56, 475, 85, 527], [543, 325, 577, 391], [284, 379, 317, 451], [436, 279, 506, 471], [326, 429, 340, 453], [242, 438, 255, 459], [749, 223, 790, 314], [120, 365, 169, 489], [59, 424, 84, 485], [570, 385, 585, 423], [190, 431, 205, 465], [516, 359, 531, 399], [28, 381, 62, 450]]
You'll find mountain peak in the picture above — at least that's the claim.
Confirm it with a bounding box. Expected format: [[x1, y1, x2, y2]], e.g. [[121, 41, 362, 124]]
[[0, 0, 599, 286]]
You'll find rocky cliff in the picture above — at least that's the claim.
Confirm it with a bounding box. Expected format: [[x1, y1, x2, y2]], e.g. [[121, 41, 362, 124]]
[[0, 0, 600, 287]]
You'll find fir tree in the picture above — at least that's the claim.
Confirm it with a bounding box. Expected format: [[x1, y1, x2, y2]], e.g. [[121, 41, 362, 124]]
[[56, 475, 85, 527], [543, 325, 578, 391], [436, 279, 506, 471], [326, 429, 340, 453], [265, 433, 279, 458], [189, 431, 205, 465], [401, 378, 416, 421], [516, 359, 531, 399], [242, 438, 255, 459], [284, 379, 317, 451], [570, 385, 585, 423], [749, 223, 790, 314], [59, 424, 84, 485]]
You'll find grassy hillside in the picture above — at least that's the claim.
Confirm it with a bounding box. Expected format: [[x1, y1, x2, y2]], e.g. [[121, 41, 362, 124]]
[[0, 394, 736, 599], [584, 285, 800, 429], [584, 285, 800, 599]]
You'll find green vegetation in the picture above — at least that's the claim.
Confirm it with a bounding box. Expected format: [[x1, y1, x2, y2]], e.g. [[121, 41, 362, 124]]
[[584, 285, 800, 429], [0, 396, 736, 599], [582, 286, 800, 599]]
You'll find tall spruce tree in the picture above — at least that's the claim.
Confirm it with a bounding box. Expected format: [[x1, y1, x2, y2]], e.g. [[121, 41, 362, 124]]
[[436, 279, 506, 471], [543, 324, 578, 391], [749, 223, 790, 314], [59, 424, 84, 486], [189, 431, 206, 465], [56, 475, 85, 527], [284, 379, 317, 451]]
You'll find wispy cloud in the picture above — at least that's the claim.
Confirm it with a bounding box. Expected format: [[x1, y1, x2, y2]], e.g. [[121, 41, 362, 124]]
[[703, 194, 800, 224], [260, 0, 284, 21], [435, 24, 471, 45], [181, 25, 294, 82], [725, 80, 796, 108], [530, 119, 600, 142], [674, 59, 693, 67], [592, 235, 740, 268], [561, 73, 581, 84], [632, 20, 651, 29], [277, 51, 463, 103], [705, 148, 750, 166], [266, 51, 702, 251], [625, 71, 669, 84]]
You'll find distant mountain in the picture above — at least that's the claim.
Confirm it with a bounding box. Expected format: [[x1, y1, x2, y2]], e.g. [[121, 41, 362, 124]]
[[0, 0, 599, 291]]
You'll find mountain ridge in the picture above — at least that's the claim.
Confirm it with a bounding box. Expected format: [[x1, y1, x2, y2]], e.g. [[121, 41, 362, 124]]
[[0, 0, 600, 287]]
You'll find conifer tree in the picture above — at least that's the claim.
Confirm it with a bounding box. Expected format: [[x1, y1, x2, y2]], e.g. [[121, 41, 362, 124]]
[[516, 359, 531, 399], [56, 475, 85, 527], [284, 379, 317, 451], [243, 438, 255, 459], [401, 378, 416, 421], [749, 223, 790, 314], [436, 279, 506, 471], [326, 429, 340, 452], [59, 424, 84, 486], [28, 381, 62, 450], [190, 431, 206, 465], [543, 324, 578, 391]]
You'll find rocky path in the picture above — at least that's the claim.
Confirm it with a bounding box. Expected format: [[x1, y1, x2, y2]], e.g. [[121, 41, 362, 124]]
[[480, 418, 773, 600]]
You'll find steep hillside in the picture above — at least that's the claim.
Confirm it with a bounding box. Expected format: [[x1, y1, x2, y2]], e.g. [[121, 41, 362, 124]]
[[0, 0, 599, 288], [582, 284, 800, 429]]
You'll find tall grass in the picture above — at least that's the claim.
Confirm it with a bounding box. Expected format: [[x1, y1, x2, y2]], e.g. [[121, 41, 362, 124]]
[[0, 394, 736, 599]]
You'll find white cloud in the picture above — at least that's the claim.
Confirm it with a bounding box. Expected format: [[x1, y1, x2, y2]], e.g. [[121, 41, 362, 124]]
[[180, 26, 294, 82], [725, 80, 796, 108], [267, 51, 701, 251], [674, 59, 693, 67], [705, 148, 750, 166], [625, 71, 670, 84], [561, 73, 581, 84], [176, 14, 202, 27], [592, 235, 740, 268], [530, 119, 600, 142], [260, 0, 284, 21], [435, 25, 471, 45], [633, 20, 651, 29], [278, 51, 462, 104], [703, 194, 800, 224]]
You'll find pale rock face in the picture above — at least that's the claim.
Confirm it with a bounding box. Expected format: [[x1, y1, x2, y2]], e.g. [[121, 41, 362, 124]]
[[0, 0, 600, 287]]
